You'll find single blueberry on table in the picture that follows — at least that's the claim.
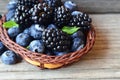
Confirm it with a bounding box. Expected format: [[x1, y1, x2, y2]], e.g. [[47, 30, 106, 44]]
[[1, 50, 17, 65]]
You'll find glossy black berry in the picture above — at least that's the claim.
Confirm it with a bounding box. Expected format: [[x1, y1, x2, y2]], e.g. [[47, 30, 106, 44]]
[[17, 0, 39, 8], [30, 3, 53, 25], [42, 28, 71, 52], [69, 12, 92, 31], [14, 5, 32, 27], [54, 6, 71, 28]]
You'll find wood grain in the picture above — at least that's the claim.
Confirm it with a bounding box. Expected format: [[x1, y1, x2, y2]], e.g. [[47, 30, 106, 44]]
[[0, 0, 8, 14], [0, 14, 120, 79], [1, 0, 120, 80], [1, 0, 120, 13]]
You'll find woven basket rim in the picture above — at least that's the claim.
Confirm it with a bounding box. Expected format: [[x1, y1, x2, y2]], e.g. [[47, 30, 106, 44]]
[[0, 15, 95, 68]]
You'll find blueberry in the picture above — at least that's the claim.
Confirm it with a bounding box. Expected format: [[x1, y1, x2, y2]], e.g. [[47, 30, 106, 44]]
[[1, 50, 17, 65], [29, 40, 44, 53], [0, 42, 6, 55], [30, 24, 43, 39], [23, 28, 30, 34], [47, 24, 57, 29], [34, 24, 45, 31], [64, 1, 77, 12], [16, 33, 33, 47], [76, 44, 85, 51], [7, 0, 17, 10], [54, 52, 68, 56], [71, 38, 84, 51], [71, 30, 85, 39], [72, 11, 83, 16], [6, 10, 15, 21], [8, 27, 21, 39]]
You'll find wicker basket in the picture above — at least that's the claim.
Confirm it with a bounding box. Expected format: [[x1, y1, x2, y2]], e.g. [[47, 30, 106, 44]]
[[0, 16, 95, 69]]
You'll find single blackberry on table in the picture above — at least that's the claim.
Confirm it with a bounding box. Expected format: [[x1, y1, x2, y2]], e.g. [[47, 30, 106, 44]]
[[30, 3, 53, 25], [17, 0, 39, 8], [42, 28, 71, 52], [54, 6, 71, 28], [43, 0, 63, 8], [14, 5, 32, 27], [69, 12, 92, 30]]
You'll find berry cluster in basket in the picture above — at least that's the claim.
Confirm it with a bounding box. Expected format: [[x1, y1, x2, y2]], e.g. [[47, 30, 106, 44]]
[[0, 0, 92, 65]]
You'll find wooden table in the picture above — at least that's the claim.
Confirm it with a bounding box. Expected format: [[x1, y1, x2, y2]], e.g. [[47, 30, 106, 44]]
[[0, 13, 120, 80], [1, 1, 120, 80]]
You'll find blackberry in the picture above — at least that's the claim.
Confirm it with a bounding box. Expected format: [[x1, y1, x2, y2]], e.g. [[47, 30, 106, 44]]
[[14, 5, 32, 27], [30, 3, 53, 25], [43, 0, 63, 8], [69, 12, 92, 30], [17, 0, 39, 8], [54, 6, 71, 28], [42, 28, 71, 52]]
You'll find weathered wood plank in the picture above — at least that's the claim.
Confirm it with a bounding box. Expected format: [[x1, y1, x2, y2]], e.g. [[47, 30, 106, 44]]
[[0, 0, 9, 14], [0, 14, 120, 79], [0, 69, 120, 79], [71, 0, 120, 13], [1, 0, 120, 78], [1, 0, 120, 13]]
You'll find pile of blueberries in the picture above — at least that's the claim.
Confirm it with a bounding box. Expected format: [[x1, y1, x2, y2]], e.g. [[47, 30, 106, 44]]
[[0, 0, 91, 65]]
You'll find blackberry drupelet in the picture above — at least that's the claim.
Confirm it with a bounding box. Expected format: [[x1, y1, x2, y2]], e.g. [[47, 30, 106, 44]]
[[30, 3, 53, 25], [69, 12, 92, 30], [43, 0, 63, 8], [17, 0, 39, 8], [14, 5, 32, 27], [42, 28, 71, 52], [54, 6, 71, 28]]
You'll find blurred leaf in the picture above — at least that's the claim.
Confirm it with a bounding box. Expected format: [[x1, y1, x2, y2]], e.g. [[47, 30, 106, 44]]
[[3, 20, 19, 29], [62, 26, 80, 34], [26, 46, 30, 49]]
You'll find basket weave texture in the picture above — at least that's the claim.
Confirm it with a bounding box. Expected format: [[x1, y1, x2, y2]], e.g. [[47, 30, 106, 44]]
[[0, 16, 95, 69]]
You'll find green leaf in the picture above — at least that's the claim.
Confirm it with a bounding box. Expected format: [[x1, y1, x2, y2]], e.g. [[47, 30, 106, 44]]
[[62, 26, 80, 34], [26, 46, 30, 49], [3, 21, 19, 29]]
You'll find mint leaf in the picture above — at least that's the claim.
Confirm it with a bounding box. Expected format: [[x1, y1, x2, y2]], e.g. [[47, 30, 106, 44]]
[[62, 26, 80, 34], [26, 46, 30, 49], [3, 21, 19, 29]]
